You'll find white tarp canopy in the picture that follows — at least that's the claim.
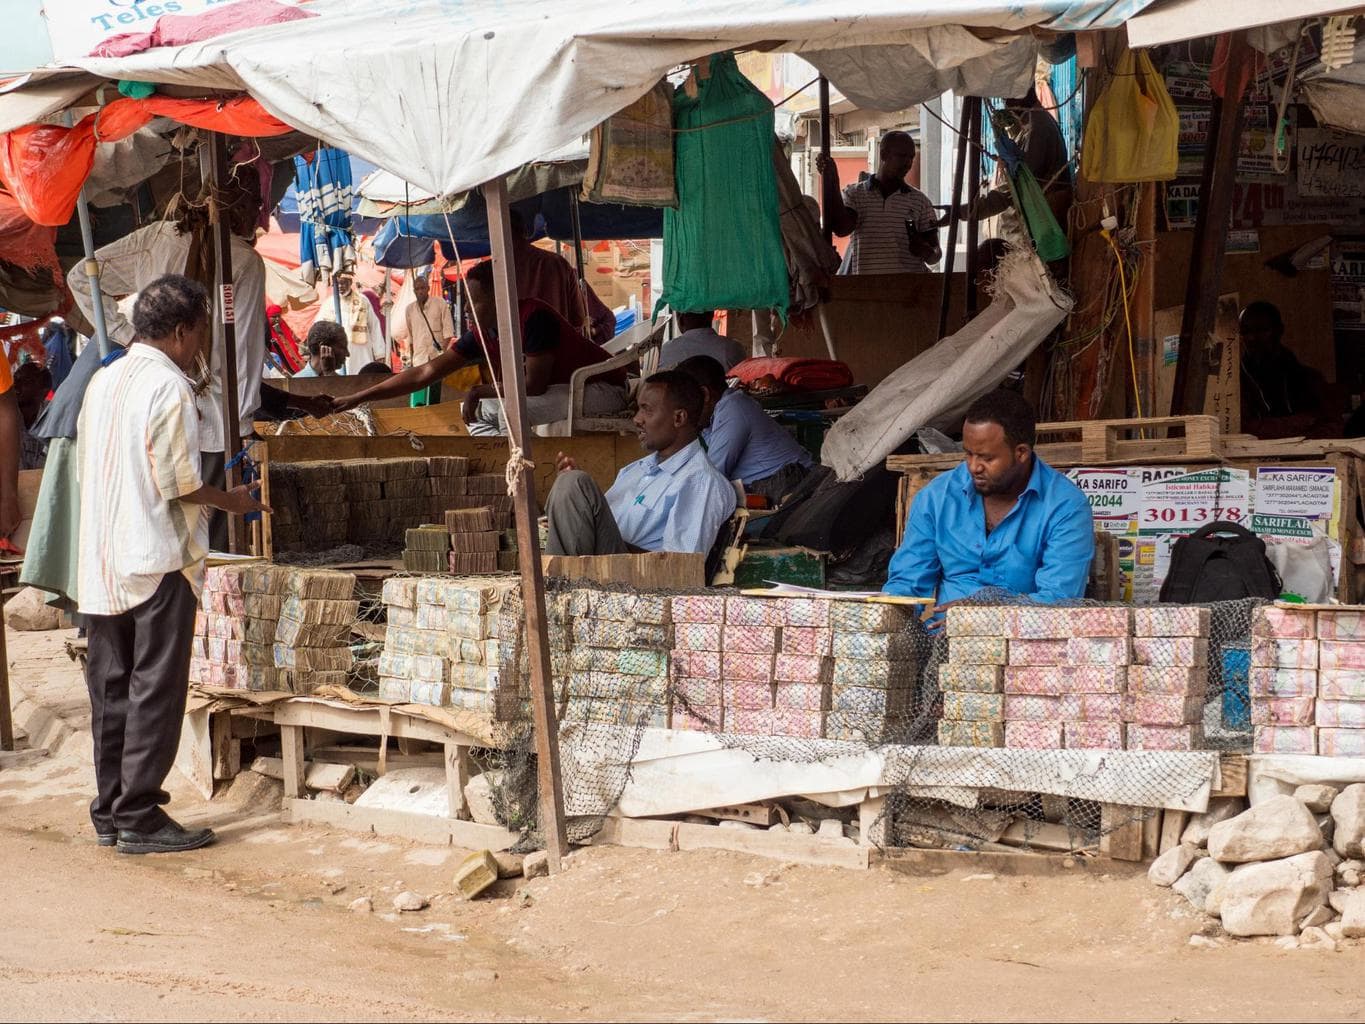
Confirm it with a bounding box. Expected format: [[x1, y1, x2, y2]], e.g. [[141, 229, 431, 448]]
[[1127, 0, 1365, 47], [3, 0, 1158, 199]]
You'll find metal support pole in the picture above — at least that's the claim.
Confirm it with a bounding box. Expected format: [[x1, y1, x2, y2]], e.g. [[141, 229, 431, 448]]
[[202, 132, 244, 553], [484, 175, 570, 872], [938, 97, 970, 340], [568, 190, 591, 336], [818, 76, 832, 246], [64, 112, 112, 358], [964, 97, 983, 320]]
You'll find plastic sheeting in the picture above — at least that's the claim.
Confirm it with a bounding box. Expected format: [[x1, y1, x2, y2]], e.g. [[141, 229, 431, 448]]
[[7, 0, 1161, 200], [821, 250, 1072, 482]]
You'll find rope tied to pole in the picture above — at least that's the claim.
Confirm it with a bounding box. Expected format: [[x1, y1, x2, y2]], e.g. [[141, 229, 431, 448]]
[[505, 445, 535, 498]]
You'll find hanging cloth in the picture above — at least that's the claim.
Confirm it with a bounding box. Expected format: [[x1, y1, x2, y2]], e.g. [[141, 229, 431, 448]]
[[583, 80, 677, 207], [293, 148, 357, 285], [656, 52, 788, 320]]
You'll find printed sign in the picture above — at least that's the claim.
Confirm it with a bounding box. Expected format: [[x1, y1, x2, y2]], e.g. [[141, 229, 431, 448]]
[[1066, 469, 1141, 535], [1298, 127, 1365, 199], [1253, 467, 1336, 520], [42, 0, 241, 63]]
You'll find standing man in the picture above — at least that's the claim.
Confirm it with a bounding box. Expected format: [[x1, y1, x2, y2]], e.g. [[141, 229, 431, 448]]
[[76, 275, 267, 854], [393, 271, 456, 403], [315, 270, 385, 374], [818, 130, 941, 276], [544, 370, 736, 556], [884, 389, 1093, 606], [675, 355, 813, 506]]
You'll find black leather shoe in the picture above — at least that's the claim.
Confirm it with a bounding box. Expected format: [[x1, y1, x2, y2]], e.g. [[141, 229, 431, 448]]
[[96, 831, 117, 847], [116, 821, 216, 855]]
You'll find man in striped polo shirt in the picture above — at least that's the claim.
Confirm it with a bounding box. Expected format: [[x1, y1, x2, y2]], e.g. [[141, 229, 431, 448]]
[[818, 130, 941, 276]]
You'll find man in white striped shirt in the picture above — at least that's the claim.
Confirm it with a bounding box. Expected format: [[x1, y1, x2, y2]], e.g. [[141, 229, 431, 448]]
[[818, 131, 941, 275], [77, 275, 267, 856]]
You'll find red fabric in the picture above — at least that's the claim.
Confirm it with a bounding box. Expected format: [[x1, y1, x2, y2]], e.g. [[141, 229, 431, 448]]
[[91, 0, 314, 58], [0, 95, 291, 226], [0, 190, 60, 277], [728, 356, 853, 392], [1209, 34, 1254, 102]]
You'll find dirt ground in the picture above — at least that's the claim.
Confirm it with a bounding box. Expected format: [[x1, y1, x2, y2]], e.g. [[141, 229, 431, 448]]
[[2, 628, 1363, 1023]]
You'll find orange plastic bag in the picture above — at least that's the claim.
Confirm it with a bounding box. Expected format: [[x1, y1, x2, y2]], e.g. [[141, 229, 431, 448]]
[[1080, 50, 1179, 183]]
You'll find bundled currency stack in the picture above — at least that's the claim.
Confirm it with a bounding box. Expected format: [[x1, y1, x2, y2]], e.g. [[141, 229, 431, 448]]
[[1316, 609, 1365, 756], [771, 598, 832, 739], [1128, 605, 1211, 750], [445, 506, 500, 575], [378, 575, 518, 710], [495, 587, 574, 725], [1250, 605, 1318, 754], [940, 606, 1007, 748], [239, 563, 293, 691], [424, 456, 471, 520], [826, 601, 917, 744], [402, 525, 451, 573], [999, 607, 1131, 750], [671, 595, 726, 732], [268, 462, 347, 552], [719, 596, 782, 736], [189, 564, 250, 690], [565, 590, 672, 729], [272, 569, 356, 694]]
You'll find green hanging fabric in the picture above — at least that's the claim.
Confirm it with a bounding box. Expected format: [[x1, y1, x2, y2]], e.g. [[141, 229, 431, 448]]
[[1008, 163, 1070, 263], [657, 52, 788, 321]]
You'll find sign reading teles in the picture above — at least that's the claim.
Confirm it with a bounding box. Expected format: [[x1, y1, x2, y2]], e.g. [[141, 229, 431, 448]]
[[42, 0, 229, 63]]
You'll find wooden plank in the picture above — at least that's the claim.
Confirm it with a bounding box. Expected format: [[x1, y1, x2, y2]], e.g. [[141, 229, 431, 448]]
[[252, 755, 355, 792], [859, 794, 887, 849], [998, 820, 1095, 854], [1212, 753, 1248, 798], [280, 724, 307, 800], [1159, 810, 1191, 855], [692, 803, 778, 827], [445, 742, 472, 822], [593, 816, 870, 870], [270, 700, 482, 748], [211, 712, 241, 781], [282, 797, 519, 851], [1141, 807, 1162, 860], [1099, 803, 1145, 862], [308, 745, 444, 772]]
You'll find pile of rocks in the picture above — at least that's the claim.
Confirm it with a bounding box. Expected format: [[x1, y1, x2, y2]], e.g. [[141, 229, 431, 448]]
[[1150, 783, 1365, 948]]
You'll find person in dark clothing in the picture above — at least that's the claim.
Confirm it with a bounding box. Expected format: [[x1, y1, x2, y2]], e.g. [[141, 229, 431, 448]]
[[1239, 301, 1337, 439]]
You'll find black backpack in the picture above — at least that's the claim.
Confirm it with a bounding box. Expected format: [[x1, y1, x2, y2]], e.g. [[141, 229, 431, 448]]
[[1158, 521, 1282, 603]]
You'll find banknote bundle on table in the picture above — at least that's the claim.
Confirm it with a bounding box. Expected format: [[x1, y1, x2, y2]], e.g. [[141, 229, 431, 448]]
[[493, 587, 574, 725], [563, 588, 672, 730], [1124, 604, 1208, 751], [826, 600, 918, 745], [1251, 605, 1319, 754], [940, 616, 1005, 748], [402, 524, 452, 573], [444, 504, 509, 575], [272, 570, 357, 693], [671, 594, 726, 732]]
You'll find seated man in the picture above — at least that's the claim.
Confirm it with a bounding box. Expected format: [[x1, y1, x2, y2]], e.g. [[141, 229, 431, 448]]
[[329, 260, 626, 433], [292, 321, 348, 378], [1240, 300, 1339, 439], [545, 371, 736, 556], [884, 390, 1093, 605], [659, 311, 746, 371], [675, 355, 813, 506]]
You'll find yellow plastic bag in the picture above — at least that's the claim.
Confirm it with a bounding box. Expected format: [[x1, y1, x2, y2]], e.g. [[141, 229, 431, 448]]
[[1081, 50, 1179, 182]]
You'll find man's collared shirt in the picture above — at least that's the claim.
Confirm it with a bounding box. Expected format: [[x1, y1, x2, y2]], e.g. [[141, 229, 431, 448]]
[[76, 344, 208, 616], [400, 295, 455, 366], [883, 455, 1094, 604], [703, 389, 812, 486], [838, 177, 938, 275], [605, 439, 737, 554]]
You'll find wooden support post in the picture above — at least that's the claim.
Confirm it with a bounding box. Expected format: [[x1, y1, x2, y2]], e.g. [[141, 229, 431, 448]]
[[1099, 803, 1144, 861], [818, 76, 832, 247], [0, 589, 11, 752], [485, 175, 571, 872], [202, 131, 244, 553], [859, 794, 887, 848], [280, 723, 307, 800], [211, 712, 241, 781], [1159, 810, 1190, 854], [1134, 182, 1157, 417], [938, 96, 970, 340], [445, 742, 472, 821], [964, 97, 983, 320], [1141, 808, 1161, 860], [1172, 32, 1253, 417]]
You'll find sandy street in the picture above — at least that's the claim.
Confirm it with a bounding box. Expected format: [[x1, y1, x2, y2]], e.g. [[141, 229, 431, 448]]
[[2, 628, 1362, 1022]]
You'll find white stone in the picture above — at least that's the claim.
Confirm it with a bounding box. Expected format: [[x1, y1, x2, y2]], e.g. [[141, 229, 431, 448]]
[[1182, 798, 1246, 847], [1331, 784, 1365, 858], [392, 891, 428, 912], [1295, 784, 1340, 814], [1149, 843, 1199, 887], [1274, 936, 1300, 950], [1172, 856, 1230, 912], [492, 851, 524, 879], [1187, 935, 1220, 949], [788, 821, 815, 835], [522, 850, 549, 878], [1219, 851, 1334, 937], [1298, 926, 1336, 951], [1325, 921, 1346, 942], [1207, 796, 1324, 864], [1206, 877, 1230, 918], [1300, 904, 1334, 930], [1329, 890, 1350, 914], [347, 896, 373, 913], [816, 818, 844, 839], [5, 587, 63, 631], [1317, 814, 1336, 846], [462, 771, 503, 828], [718, 819, 758, 831], [1335, 858, 1363, 887], [1339, 890, 1365, 938]]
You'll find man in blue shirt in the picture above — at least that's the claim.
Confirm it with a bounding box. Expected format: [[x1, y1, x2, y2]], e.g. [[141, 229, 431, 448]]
[[884, 390, 1093, 606], [293, 321, 347, 378], [676, 355, 813, 507], [544, 370, 737, 556]]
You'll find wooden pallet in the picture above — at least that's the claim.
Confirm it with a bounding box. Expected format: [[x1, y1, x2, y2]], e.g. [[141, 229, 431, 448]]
[[1036, 415, 1220, 464]]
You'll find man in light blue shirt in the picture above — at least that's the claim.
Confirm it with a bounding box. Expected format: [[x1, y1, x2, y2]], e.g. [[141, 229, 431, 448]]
[[544, 371, 737, 556], [676, 355, 814, 507], [884, 390, 1094, 606]]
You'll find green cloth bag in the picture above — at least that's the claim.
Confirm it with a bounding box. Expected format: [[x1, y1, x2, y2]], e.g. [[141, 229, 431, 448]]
[[656, 52, 788, 321], [1009, 163, 1070, 263]]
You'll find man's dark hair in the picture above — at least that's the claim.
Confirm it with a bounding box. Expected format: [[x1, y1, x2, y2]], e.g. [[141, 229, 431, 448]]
[[964, 388, 1036, 448], [643, 370, 705, 427], [131, 274, 209, 340], [465, 260, 495, 289], [880, 129, 916, 159], [1241, 300, 1284, 332], [675, 354, 727, 396], [357, 360, 392, 375], [676, 310, 715, 332], [305, 320, 348, 355]]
